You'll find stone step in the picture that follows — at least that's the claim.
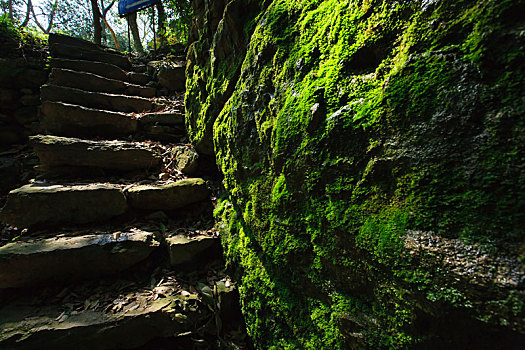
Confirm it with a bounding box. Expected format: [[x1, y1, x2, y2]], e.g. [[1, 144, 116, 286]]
[[50, 58, 150, 86], [166, 234, 221, 266], [29, 135, 161, 172], [138, 111, 185, 126], [49, 42, 131, 70], [127, 178, 210, 211], [0, 273, 235, 349], [49, 33, 109, 53], [49, 68, 156, 98], [0, 183, 127, 228], [0, 228, 159, 289], [41, 84, 156, 113], [41, 101, 138, 138]]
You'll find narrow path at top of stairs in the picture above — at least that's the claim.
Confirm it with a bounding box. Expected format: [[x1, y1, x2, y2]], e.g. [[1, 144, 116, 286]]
[[0, 34, 246, 349]]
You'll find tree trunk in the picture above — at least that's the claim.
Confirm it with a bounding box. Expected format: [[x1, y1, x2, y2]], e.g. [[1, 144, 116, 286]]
[[101, 14, 121, 50], [99, 0, 120, 50], [156, 1, 167, 45], [8, 0, 13, 21], [127, 13, 143, 53], [90, 0, 102, 45]]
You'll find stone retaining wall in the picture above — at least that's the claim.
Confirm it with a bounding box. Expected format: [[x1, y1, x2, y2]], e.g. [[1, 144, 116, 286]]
[[0, 58, 47, 146]]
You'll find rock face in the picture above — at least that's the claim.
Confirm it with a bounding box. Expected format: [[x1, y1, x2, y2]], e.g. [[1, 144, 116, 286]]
[[185, 0, 266, 155], [127, 178, 209, 211], [187, 0, 525, 348], [0, 229, 159, 289], [0, 183, 127, 227]]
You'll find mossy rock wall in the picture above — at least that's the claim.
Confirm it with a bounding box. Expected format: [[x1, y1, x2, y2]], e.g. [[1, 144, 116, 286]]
[[186, 0, 525, 348]]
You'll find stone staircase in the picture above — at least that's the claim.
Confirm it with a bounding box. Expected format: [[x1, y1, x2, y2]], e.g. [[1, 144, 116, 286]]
[[0, 34, 240, 349]]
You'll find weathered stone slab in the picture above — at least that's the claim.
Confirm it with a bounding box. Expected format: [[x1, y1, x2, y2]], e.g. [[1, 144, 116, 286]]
[[139, 111, 185, 126], [50, 42, 131, 70], [0, 290, 203, 349], [127, 178, 209, 211], [0, 228, 159, 289], [50, 68, 156, 98], [50, 58, 151, 86], [29, 135, 161, 171], [41, 84, 155, 113], [166, 235, 220, 266], [41, 101, 138, 137], [171, 145, 199, 174], [0, 183, 127, 227], [49, 33, 105, 52]]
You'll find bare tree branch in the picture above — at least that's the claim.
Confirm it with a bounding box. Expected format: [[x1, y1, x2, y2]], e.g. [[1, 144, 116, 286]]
[[100, 0, 115, 17], [30, 0, 58, 33], [20, 0, 32, 27]]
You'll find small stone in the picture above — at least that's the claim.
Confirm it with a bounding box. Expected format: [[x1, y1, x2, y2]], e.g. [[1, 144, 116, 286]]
[[171, 145, 199, 174]]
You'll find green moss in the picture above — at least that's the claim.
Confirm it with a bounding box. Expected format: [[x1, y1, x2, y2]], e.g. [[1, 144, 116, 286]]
[[190, 0, 525, 347], [355, 208, 409, 265]]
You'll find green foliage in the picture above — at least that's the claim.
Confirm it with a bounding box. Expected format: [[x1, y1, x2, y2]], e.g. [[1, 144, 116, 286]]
[[0, 13, 48, 48], [164, 0, 192, 45], [0, 13, 18, 39]]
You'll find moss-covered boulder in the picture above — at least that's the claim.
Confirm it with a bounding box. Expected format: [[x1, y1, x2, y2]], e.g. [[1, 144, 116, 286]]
[[185, 0, 270, 155], [187, 0, 525, 348]]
